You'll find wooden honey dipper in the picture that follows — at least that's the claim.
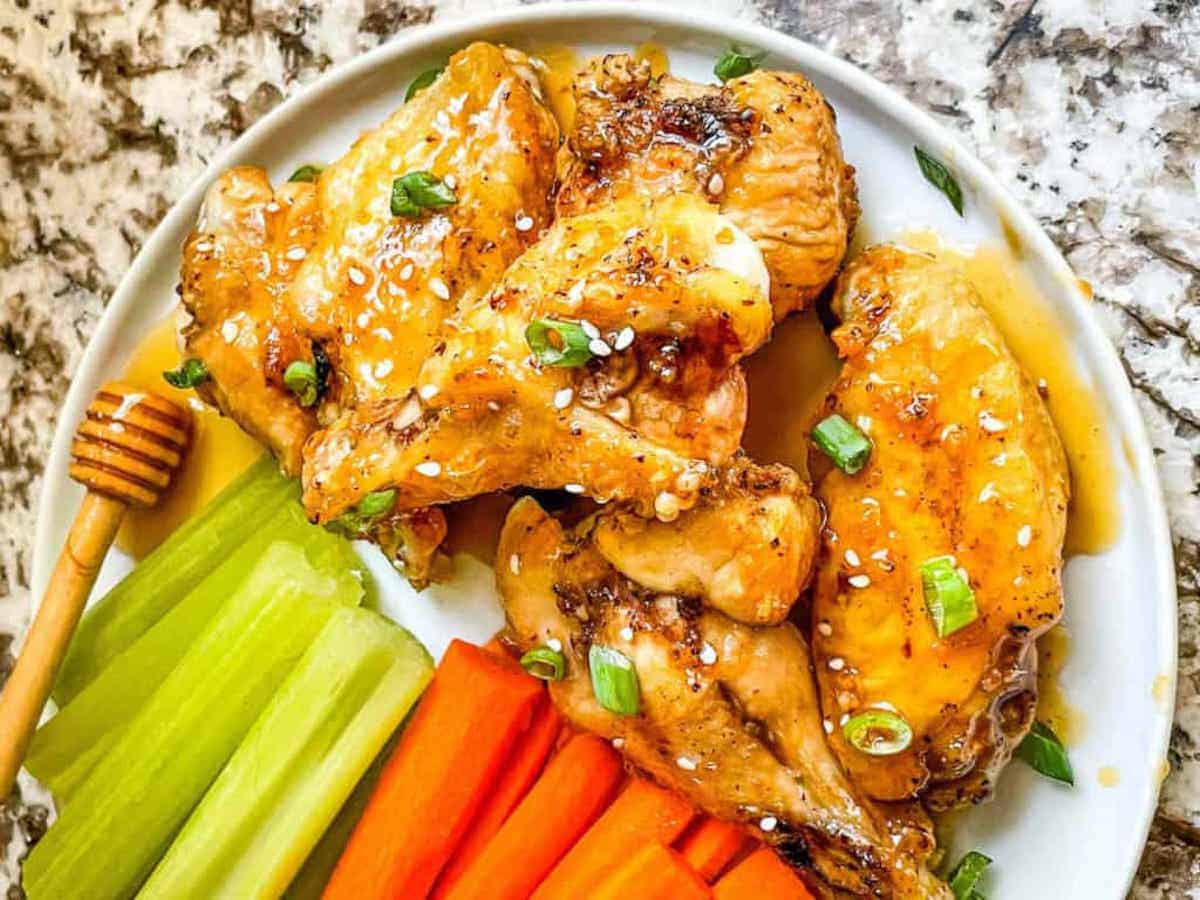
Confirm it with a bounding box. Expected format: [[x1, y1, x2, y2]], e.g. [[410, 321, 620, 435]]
[[0, 382, 191, 795]]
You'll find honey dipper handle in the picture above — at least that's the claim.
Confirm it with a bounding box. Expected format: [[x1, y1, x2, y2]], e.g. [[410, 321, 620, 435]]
[[0, 492, 126, 795]]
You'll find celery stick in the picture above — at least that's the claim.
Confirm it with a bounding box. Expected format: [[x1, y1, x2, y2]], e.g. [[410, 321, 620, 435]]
[[23, 541, 362, 900], [26, 502, 367, 803], [139, 607, 432, 900], [56, 454, 297, 704]]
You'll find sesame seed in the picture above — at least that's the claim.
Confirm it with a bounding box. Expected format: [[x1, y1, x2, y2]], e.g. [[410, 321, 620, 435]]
[[840, 713, 850, 726], [194, 241, 212, 253], [612, 737, 625, 749], [655, 492, 681, 522], [823, 719, 834, 734], [971, 385, 983, 399], [817, 621, 833, 637], [613, 326, 636, 351], [415, 460, 441, 477], [374, 359, 393, 378], [399, 263, 414, 281], [979, 412, 1008, 432], [844, 549, 861, 567], [828, 657, 846, 671], [590, 338, 612, 357], [487, 400, 501, 412], [856, 415, 873, 433], [220, 320, 239, 343], [509, 554, 520, 575], [580, 320, 600, 339], [1017, 524, 1032, 547], [619, 626, 634, 641], [515, 214, 534, 232], [286, 246, 307, 261], [870, 549, 890, 561], [567, 281, 585, 307], [443, 174, 457, 189], [848, 574, 871, 589], [348, 267, 366, 285], [707, 172, 725, 195], [547, 637, 563, 652], [564, 483, 585, 494], [699, 643, 717, 665], [553, 387, 574, 409], [759, 816, 778, 832], [419, 384, 439, 400], [430, 277, 450, 300], [676, 756, 697, 771], [356, 312, 371, 328]]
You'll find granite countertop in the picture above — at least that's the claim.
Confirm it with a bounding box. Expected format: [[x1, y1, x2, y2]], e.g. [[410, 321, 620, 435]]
[[0, 0, 1197, 894]]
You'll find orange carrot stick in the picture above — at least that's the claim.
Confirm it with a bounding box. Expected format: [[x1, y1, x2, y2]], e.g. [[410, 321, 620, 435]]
[[533, 777, 697, 900], [713, 848, 815, 900], [678, 817, 753, 882], [440, 734, 624, 900], [590, 843, 713, 900], [430, 701, 563, 898], [322, 640, 546, 900]]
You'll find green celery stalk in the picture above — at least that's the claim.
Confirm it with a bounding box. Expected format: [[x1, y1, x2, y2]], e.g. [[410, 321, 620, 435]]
[[26, 502, 367, 803], [139, 606, 432, 900], [23, 541, 363, 900], [56, 454, 297, 704]]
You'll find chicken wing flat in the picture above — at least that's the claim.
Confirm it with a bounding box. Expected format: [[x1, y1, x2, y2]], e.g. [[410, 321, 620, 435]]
[[592, 456, 821, 625], [497, 495, 949, 899], [301, 192, 773, 524], [557, 54, 859, 319], [811, 245, 1069, 810], [180, 167, 321, 475]]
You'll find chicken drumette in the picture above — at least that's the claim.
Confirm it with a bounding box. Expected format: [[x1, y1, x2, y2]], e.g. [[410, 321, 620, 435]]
[[811, 245, 1069, 809]]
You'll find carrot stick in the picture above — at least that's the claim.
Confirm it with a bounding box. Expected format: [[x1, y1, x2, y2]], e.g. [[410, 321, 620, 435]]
[[440, 734, 624, 900], [713, 848, 815, 900], [322, 639, 546, 900], [533, 777, 697, 900], [590, 843, 712, 900], [430, 701, 563, 898], [678, 817, 753, 882]]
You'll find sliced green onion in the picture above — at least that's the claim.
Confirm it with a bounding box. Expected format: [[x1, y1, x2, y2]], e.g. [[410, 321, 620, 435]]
[[714, 47, 766, 82], [405, 66, 444, 102], [520, 647, 566, 682], [842, 708, 912, 756], [920, 556, 978, 637], [947, 850, 992, 899], [329, 489, 396, 536], [390, 171, 457, 218], [163, 358, 209, 389], [914, 146, 964, 216], [1015, 720, 1074, 785], [288, 164, 324, 183], [284, 360, 320, 407], [811, 413, 871, 474], [589, 645, 639, 716], [525, 319, 594, 368]]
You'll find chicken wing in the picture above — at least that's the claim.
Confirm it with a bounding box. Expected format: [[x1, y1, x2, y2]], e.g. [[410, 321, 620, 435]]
[[497, 495, 949, 898], [557, 54, 859, 319], [301, 192, 773, 524], [811, 245, 1069, 809]]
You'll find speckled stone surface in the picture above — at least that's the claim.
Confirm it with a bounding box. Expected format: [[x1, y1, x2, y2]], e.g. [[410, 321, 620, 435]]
[[0, 0, 1196, 894]]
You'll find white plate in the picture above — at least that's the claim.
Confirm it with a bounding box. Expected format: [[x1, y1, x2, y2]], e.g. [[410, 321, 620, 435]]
[[32, 5, 1176, 897]]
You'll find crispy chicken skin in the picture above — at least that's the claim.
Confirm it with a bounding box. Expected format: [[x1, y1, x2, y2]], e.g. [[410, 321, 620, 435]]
[[812, 245, 1069, 809], [592, 457, 822, 625], [301, 193, 773, 524], [497, 495, 950, 899], [557, 54, 859, 319], [180, 168, 321, 475], [287, 42, 559, 409]]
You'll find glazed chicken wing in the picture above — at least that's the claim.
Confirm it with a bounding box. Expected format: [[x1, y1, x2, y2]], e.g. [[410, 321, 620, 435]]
[[301, 193, 773, 524], [557, 54, 859, 319], [497, 495, 949, 899], [811, 245, 1069, 809]]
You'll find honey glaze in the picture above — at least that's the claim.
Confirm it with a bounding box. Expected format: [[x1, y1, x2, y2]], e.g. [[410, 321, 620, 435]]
[[901, 230, 1120, 556], [633, 41, 670, 77], [1036, 626, 1084, 746], [116, 313, 263, 559], [530, 45, 581, 132]]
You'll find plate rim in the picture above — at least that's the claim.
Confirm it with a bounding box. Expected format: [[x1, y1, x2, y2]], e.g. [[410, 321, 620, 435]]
[[32, 3, 1177, 893]]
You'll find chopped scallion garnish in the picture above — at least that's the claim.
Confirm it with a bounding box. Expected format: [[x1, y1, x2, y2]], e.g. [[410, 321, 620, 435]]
[[714, 46, 766, 82], [947, 850, 992, 899], [328, 488, 397, 536], [1015, 720, 1074, 785], [162, 358, 209, 390], [283, 360, 320, 407], [390, 171, 457, 218], [589, 644, 639, 716], [520, 647, 566, 681], [288, 164, 324, 183], [920, 556, 978, 637], [525, 319, 594, 368], [811, 414, 871, 474], [842, 708, 913, 756], [914, 146, 964, 216], [405, 66, 444, 102]]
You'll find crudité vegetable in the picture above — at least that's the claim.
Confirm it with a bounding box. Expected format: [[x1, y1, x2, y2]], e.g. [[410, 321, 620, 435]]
[[679, 817, 753, 883], [23, 541, 363, 900], [714, 847, 815, 899], [54, 454, 297, 704], [139, 606, 432, 899], [591, 843, 712, 900]]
